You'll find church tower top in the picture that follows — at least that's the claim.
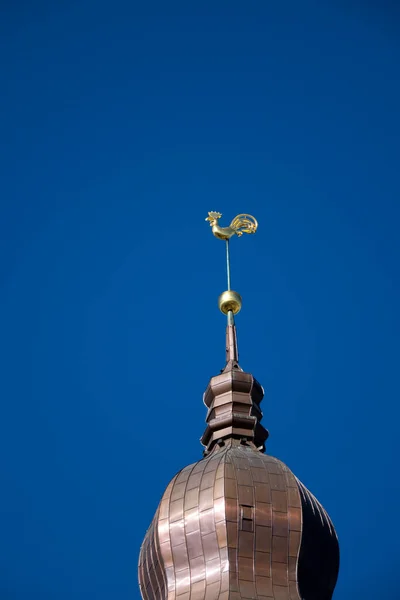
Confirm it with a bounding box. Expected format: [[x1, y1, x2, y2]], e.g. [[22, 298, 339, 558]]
[[138, 211, 339, 600]]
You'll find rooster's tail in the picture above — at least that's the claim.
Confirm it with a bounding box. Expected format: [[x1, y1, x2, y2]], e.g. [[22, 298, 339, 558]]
[[230, 214, 258, 236]]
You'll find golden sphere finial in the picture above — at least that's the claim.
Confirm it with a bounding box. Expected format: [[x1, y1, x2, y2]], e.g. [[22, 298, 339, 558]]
[[218, 290, 242, 315]]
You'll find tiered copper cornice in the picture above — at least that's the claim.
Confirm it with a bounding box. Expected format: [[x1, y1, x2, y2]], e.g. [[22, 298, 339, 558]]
[[201, 322, 269, 456]]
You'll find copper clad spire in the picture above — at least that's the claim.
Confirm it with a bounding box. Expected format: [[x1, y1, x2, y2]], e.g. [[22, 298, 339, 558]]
[[201, 213, 268, 455], [138, 212, 339, 600], [225, 320, 239, 368]]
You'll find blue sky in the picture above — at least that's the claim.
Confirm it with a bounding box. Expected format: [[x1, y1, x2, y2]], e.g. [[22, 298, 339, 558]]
[[1, 1, 399, 598]]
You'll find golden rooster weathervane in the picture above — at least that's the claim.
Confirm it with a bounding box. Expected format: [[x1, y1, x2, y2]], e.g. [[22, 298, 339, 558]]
[[205, 211, 258, 240], [205, 211, 258, 320]]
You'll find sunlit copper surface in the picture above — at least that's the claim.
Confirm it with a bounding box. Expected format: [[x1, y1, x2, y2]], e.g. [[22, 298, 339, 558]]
[[139, 439, 310, 600]]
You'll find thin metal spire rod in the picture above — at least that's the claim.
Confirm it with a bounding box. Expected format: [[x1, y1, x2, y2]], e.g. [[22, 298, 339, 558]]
[[226, 239, 231, 290], [225, 240, 235, 326]]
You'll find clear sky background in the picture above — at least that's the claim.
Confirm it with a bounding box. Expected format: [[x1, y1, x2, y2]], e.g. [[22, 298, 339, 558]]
[[1, 1, 399, 599]]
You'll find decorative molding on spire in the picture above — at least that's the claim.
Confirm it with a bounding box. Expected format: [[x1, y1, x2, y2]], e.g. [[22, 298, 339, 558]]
[[201, 319, 269, 455], [200, 366, 269, 455]]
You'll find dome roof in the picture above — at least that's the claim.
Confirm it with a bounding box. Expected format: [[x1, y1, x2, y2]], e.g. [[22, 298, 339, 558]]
[[139, 440, 339, 600]]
